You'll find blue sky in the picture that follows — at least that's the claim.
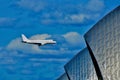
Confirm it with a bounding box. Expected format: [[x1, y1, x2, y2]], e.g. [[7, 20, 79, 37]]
[[0, 0, 119, 80]]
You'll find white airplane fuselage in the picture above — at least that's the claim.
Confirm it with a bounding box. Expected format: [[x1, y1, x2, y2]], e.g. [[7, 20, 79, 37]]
[[21, 34, 56, 46]]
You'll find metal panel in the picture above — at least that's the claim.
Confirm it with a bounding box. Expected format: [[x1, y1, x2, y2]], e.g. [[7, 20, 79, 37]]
[[84, 6, 120, 80], [64, 48, 98, 80], [57, 73, 69, 80]]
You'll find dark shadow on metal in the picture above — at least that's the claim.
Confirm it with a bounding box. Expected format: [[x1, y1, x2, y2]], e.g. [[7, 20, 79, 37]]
[[85, 39, 103, 80], [64, 68, 71, 80]]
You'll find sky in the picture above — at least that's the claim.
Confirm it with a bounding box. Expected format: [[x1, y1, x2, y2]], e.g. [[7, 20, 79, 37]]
[[0, 0, 119, 80]]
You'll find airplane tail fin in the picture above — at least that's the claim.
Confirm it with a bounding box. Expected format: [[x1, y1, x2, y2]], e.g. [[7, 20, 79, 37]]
[[21, 34, 28, 42]]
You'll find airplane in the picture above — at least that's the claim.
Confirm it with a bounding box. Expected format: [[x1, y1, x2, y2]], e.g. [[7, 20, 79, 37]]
[[21, 34, 56, 46]]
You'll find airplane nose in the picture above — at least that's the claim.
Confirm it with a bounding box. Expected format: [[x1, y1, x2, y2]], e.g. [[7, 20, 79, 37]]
[[54, 41, 56, 43]]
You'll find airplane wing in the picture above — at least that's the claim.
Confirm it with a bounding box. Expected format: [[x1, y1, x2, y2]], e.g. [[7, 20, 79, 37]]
[[24, 42, 42, 46], [32, 43, 42, 46]]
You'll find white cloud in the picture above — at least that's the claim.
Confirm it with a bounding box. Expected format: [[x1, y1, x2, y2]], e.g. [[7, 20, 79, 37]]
[[87, 0, 104, 12], [7, 38, 40, 53], [20, 69, 33, 75], [0, 50, 19, 65], [16, 0, 103, 26], [41, 14, 91, 25], [60, 14, 90, 24], [63, 32, 85, 46], [29, 58, 69, 62], [30, 34, 51, 40], [17, 0, 46, 12], [70, 14, 90, 23], [0, 17, 16, 26]]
